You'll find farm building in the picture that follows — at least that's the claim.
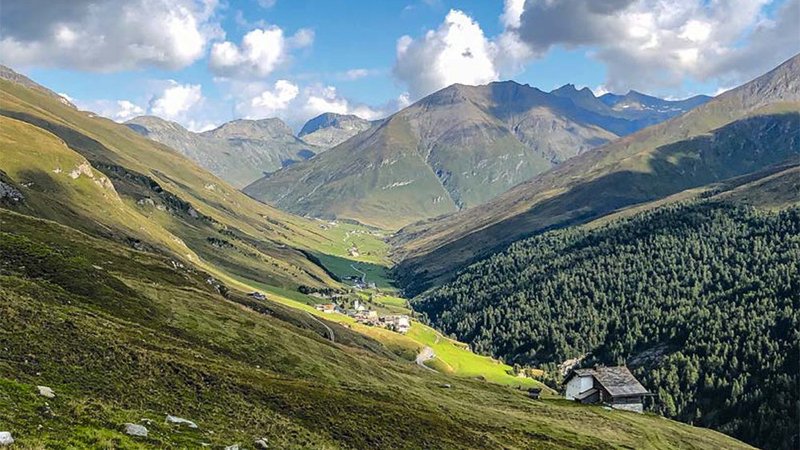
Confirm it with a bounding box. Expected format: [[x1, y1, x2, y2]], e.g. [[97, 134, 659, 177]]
[[315, 303, 336, 314], [563, 366, 651, 413]]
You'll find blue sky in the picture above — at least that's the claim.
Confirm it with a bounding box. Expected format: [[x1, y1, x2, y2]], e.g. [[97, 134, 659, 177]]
[[2, 0, 797, 131]]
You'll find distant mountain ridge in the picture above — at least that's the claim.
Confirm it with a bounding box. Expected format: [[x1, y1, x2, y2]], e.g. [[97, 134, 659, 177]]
[[392, 53, 800, 295], [244, 80, 709, 228], [298, 112, 373, 148], [126, 116, 319, 188]]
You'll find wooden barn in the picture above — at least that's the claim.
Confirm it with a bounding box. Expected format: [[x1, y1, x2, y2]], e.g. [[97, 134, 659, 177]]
[[563, 366, 651, 413]]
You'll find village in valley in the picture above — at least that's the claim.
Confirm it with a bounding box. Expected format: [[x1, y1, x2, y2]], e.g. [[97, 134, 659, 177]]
[[314, 298, 411, 333]]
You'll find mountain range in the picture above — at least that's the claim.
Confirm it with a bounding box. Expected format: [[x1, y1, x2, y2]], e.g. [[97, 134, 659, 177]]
[[243, 81, 710, 228], [297, 112, 373, 148], [392, 54, 800, 295], [0, 64, 758, 449], [125, 112, 371, 188]]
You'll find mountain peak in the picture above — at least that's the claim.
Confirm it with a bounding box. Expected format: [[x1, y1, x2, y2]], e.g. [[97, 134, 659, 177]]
[[298, 112, 372, 149], [204, 117, 293, 140], [299, 112, 369, 137]]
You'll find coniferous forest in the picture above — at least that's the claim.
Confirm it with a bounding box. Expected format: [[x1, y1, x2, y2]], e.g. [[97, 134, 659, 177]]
[[414, 201, 800, 450]]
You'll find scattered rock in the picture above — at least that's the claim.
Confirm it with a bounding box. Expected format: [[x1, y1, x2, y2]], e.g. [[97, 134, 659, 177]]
[[0, 432, 13, 446], [137, 198, 155, 207], [253, 438, 269, 449], [188, 207, 199, 218], [224, 445, 240, 450], [124, 423, 148, 437], [165, 415, 198, 428], [52, 168, 63, 174], [69, 161, 94, 179], [37, 385, 55, 398], [0, 181, 24, 203], [440, 383, 452, 389]]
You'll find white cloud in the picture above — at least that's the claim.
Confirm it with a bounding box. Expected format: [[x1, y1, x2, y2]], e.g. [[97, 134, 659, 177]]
[[344, 69, 370, 80], [0, 0, 221, 71], [149, 81, 204, 120], [209, 26, 314, 79], [113, 100, 146, 121], [257, 0, 277, 8], [500, 0, 526, 29], [233, 80, 396, 128], [507, 0, 800, 92], [249, 80, 300, 116], [393, 9, 501, 99]]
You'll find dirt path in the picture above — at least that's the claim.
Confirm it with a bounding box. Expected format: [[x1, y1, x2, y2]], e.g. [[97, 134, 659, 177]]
[[306, 312, 335, 343], [415, 346, 436, 372]]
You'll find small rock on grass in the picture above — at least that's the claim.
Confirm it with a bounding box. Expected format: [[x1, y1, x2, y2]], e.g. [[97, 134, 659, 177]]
[[124, 423, 148, 437], [37, 385, 55, 398], [165, 415, 198, 428], [254, 438, 269, 449], [0, 432, 13, 446], [224, 445, 240, 450]]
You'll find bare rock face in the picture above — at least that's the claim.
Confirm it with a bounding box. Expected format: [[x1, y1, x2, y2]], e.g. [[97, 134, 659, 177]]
[[0, 181, 23, 203]]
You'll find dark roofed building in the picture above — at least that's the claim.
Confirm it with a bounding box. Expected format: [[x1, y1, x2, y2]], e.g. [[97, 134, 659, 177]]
[[563, 366, 651, 413]]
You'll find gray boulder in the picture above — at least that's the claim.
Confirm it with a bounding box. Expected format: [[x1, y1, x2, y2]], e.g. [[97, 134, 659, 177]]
[[123, 423, 148, 437], [254, 438, 269, 449], [165, 415, 198, 428], [0, 432, 13, 446]]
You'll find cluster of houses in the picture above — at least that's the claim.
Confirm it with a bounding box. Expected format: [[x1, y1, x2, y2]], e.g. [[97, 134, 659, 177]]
[[314, 299, 410, 334]]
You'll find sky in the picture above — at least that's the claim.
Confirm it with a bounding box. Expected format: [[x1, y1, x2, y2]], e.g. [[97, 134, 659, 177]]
[[1, 0, 798, 132]]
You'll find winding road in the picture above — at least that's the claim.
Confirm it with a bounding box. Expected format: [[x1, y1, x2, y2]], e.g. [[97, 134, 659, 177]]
[[350, 263, 367, 285], [306, 312, 335, 343], [415, 346, 437, 372]]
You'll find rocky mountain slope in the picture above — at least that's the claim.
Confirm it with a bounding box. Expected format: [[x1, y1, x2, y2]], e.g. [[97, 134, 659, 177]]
[[298, 112, 373, 148], [245, 81, 707, 228], [126, 116, 320, 188], [392, 54, 800, 294]]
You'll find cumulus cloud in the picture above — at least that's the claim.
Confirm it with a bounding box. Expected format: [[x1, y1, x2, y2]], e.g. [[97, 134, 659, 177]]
[[209, 26, 314, 79], [506, 0, 800, 91], [232, 80, 399, 128], [393, 10, 501, 99], [149, 82, 204, 120], [112, 101, 146, 122], [248, 80, 301, 116], [0, 0, 221, 71]]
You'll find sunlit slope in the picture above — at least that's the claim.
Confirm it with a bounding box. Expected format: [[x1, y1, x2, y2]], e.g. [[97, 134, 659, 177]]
[[393, 54, 800, 294], [0, 210, 754, 449], [0, 74, 384, 289]]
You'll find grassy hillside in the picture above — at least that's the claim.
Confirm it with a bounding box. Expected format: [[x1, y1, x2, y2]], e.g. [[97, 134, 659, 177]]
[[393, 54, 800, 295], [412, 199, 799, 450], [0, 209, 755, 449], [0, 73, 393, 292]]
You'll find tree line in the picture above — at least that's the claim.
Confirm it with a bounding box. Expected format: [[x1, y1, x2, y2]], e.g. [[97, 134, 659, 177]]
[[413, 201, 799, 450]]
